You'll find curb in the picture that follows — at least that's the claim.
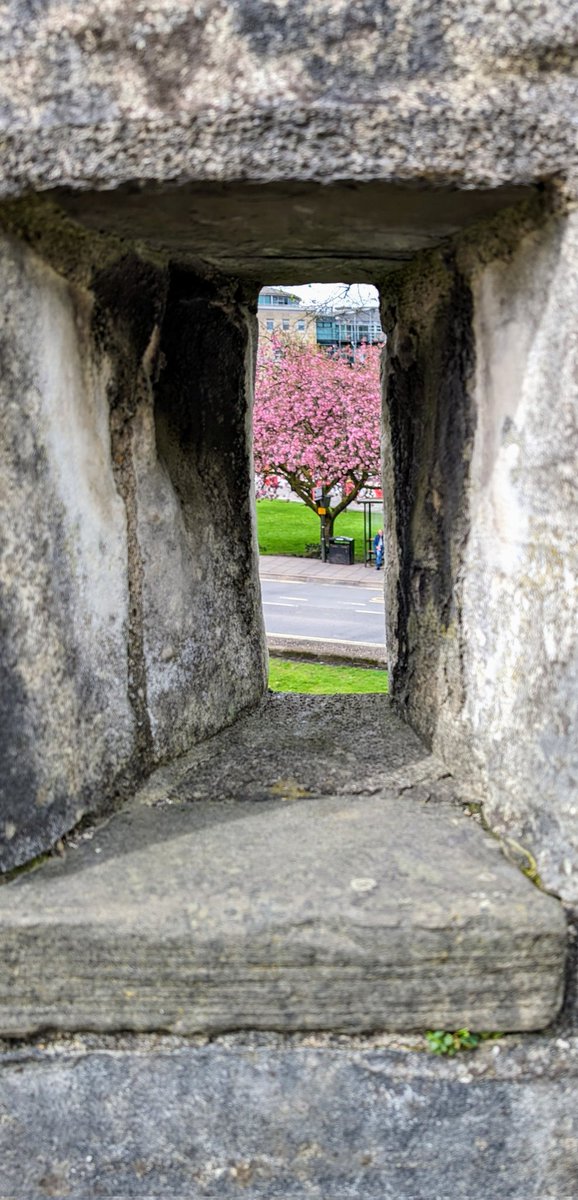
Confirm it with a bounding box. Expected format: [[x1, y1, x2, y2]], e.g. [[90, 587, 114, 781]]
[[259, 569, 380, 590], [267, 634, 387, 669]]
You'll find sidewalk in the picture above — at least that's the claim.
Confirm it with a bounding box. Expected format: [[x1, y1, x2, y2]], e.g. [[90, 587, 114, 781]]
[[259, 554, 380, 589]]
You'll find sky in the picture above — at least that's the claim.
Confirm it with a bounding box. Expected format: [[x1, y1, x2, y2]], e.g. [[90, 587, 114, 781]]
[[275, 282, 379, 311]]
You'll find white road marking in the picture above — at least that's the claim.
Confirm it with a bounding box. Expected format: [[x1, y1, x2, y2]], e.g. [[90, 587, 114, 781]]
[[263, 601, 297, 607], [260, 577, 306, 584], [268, 633, 384, 647], [279, 595, 309, 602], [355, 609, 384, 616], [260, 576, 377, 593]]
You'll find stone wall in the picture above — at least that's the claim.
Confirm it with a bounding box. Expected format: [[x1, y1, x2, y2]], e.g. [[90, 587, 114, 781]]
[[381, 247, 475, 756], [0, 5, 577, 1191], [0, 232, 136, 869], [381, 201, 578, 903], [101, 260, 266, 761], [0, 211, 267, 871], [1, 1033, 577, 1199], [463, 210, 578, 902]]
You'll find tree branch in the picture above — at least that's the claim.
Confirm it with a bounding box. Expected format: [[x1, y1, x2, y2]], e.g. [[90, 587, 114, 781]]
[[331, 473, 369, 520], [282, 470, 319, 514]]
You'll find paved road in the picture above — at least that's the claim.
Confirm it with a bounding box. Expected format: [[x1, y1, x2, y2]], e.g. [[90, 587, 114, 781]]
[[260, 577, 386, 646]]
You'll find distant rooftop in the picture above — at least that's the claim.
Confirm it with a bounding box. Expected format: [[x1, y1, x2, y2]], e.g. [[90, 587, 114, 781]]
[[260, 287, 295, 297], [258, 287, 305, 308]]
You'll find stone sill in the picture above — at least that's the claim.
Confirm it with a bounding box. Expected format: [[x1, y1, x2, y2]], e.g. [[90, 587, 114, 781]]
[[0, 696, 566, 1038]]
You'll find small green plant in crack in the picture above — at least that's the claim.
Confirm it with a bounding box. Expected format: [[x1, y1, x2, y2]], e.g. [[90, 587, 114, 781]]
[[425, 1029, 503, 1056], [465, 804, 546, 891]]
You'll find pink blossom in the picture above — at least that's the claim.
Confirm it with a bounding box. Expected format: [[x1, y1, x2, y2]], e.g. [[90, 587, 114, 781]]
[[254, 338, 382, 523]]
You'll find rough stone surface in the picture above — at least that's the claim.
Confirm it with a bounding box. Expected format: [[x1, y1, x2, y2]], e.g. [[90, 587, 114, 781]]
[[382, 207, 578, 904], [0, 2, 577, 199], [0, 8, 575, 1192], [381, 246, 474, 753], [0, 696, 565, 1037], [131, 266, 267, 759], [0, 1033, 577, 1198], [133, 692, 438, 804], [53, 179, 533, 283], [0, 214, 267, 871], [0, 231, 136, 872], [462, 210, 578, 904]]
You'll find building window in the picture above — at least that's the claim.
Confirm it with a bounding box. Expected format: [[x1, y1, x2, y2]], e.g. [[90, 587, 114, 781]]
[[297, 320, 305, 331], [282, 320, 290, 330], [266, 320, 274, 330]]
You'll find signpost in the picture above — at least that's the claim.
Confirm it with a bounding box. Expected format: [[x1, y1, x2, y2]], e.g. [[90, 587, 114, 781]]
[[313, 485, 329, 561]]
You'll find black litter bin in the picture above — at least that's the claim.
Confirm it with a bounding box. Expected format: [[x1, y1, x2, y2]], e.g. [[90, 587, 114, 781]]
[[327, 537, 355, 565]]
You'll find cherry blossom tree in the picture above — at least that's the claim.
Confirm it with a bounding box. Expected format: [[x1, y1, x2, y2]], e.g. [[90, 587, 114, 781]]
[[254, 337, 382, 538]]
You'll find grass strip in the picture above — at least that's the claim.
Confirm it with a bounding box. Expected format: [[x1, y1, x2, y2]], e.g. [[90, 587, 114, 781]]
[[269, 658, 389, 695], [257, 499, 383, 563]]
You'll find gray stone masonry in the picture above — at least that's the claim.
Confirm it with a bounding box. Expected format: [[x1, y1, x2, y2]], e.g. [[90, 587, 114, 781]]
[[0, 230, 136, 868], [0, 3, 577, 1193], [382, 206, 578, 904], [0, 0, 577, 205], [0, 215, 267, 873], [0, 697, 566, 1037], [1, 1033, 577, 1199]]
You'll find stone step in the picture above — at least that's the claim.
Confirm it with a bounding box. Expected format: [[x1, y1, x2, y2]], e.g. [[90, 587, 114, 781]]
[[0, 696, 566, 1036]]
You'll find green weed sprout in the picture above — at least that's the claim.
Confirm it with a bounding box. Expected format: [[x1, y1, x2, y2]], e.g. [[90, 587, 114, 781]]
[[425, 1029, 502, 1056]]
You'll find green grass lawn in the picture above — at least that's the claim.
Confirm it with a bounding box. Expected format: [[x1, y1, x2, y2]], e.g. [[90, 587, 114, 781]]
[[269, 658, 388, 694], [257, 499, 383, 563]]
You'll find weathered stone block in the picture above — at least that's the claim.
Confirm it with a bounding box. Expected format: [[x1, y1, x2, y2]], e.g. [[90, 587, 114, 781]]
[[0, 697, 565, 1037], [381, 248, 475, 754], [133, 268, 267, 759], [0, 2, 577, 198], [463, 211, 578, 903], [0, 232, 136, 871], [382, 209, 578, 903], [0, 221, 267, 871], [0, 1033, 577, 1198], [53, 179, 534, 285]]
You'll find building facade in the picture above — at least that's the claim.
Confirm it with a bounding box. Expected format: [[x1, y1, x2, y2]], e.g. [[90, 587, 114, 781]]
[[258, 289, 384, 351], [316, 306, 384, 348], [257, 287, 317, 348]]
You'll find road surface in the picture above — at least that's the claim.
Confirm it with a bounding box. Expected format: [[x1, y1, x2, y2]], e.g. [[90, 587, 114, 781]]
[[260, 577, 386, 646]]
